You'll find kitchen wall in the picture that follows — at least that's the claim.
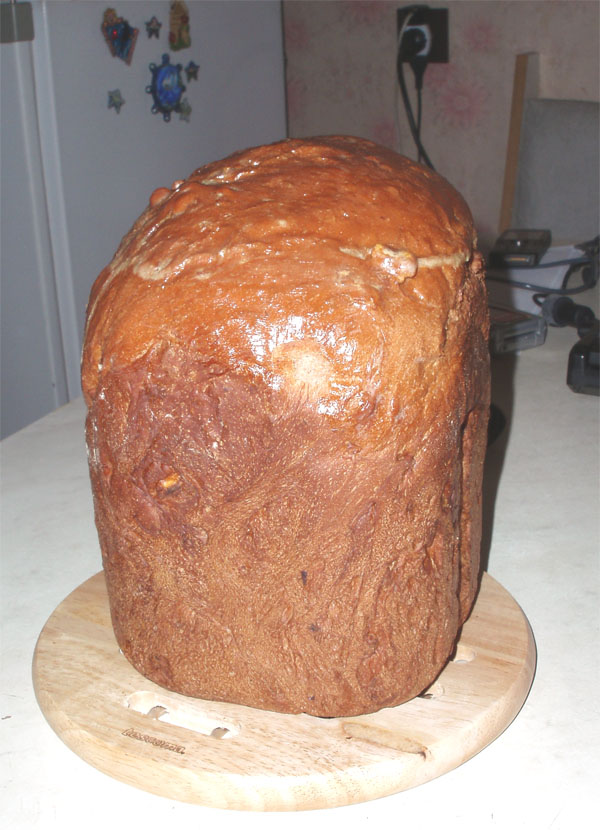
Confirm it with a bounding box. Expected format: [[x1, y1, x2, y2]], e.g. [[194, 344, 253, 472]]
[[282, 0, 600, 249]]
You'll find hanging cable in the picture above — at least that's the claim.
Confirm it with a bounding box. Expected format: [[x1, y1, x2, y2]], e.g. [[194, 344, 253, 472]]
[[396, 8, 435, 170]]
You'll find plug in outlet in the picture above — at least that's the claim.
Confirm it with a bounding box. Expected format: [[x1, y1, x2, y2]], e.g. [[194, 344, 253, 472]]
[[397, 6, 448, 63]]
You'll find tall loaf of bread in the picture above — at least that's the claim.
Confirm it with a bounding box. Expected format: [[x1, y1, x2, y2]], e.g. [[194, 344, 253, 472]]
[[82, 137, 490, 717]]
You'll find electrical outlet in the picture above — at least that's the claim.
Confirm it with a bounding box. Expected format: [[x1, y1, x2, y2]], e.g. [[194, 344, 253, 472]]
[[397, 6, 448, 63]]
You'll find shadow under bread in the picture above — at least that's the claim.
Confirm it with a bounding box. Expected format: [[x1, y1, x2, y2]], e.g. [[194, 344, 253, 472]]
[[480, 352, 518, 573]]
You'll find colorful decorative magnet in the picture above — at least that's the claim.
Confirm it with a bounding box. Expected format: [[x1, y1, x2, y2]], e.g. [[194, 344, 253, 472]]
[[145, 16, 162, 39], [101, 8, 138, 65], [107, 89, 125, 113], [185, 60, 199, 82], [178, 98, 192, 122], [169, 1, 191, 51], [146, 54, 186, 122]]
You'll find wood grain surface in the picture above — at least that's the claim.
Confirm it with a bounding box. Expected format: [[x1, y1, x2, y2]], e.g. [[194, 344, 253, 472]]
[[499, 51, 540, 232], [33, 571, 535, 811]]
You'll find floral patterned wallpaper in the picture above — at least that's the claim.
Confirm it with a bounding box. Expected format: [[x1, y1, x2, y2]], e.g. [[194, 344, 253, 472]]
[[282, 0, 599, 249]]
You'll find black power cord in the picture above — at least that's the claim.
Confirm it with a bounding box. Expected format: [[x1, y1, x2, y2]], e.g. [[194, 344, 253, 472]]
[[486, 236, 599, 307], [498, 238, 600, 395], [541, 295, 598, 337], [541, 295, 600, 396], [397, 7, 435, 170]]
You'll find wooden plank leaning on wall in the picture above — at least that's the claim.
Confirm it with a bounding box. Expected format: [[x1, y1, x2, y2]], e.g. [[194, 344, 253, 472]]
[[499, 53, 540, 233]]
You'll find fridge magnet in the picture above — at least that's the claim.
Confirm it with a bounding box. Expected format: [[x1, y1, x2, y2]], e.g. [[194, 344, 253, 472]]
[[169, 1, 191, 51], [101, 8, 138, 65], [107, 89, 125, 113], [146, 54, 186, 122], [145, 16, 162, 39], [185, 60, 199, 82], [178, 98, 192, 122]]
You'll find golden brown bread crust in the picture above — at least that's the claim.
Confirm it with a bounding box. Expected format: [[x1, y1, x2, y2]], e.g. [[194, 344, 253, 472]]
[[82, 136, 490, 716]]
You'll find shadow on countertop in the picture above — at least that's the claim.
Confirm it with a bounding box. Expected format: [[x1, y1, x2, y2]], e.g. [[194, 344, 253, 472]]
[[480, 352, 518, 574]]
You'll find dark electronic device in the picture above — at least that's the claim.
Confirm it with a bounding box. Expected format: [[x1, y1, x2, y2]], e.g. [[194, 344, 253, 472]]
[[567, 329, 599, 395], [489, 229, 552, 268], [489, 304, 547, 354], [488, 236, 599, 393], [541, 294, 600, 395]]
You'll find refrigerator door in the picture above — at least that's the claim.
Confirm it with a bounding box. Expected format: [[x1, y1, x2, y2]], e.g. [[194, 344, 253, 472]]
[[1, 1, 287, 438]]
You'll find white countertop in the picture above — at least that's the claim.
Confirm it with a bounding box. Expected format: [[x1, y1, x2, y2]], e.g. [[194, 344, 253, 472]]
[[2, 323, 598, 829]]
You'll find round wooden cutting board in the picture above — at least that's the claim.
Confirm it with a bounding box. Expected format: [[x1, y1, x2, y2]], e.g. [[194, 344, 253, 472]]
[[33, 571, 535, 811]]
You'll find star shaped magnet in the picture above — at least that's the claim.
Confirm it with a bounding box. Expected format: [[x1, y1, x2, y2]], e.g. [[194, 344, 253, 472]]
[[178, 98, 192, 122], [185, 61, 199, 82], [108, 89, 125, 113], [145, 16, 162, 39]]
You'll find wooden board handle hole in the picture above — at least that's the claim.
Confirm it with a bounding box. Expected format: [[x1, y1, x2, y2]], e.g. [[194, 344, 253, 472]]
[[125, 691, 240, 739], [452, 644, 476, 664], [418, 680, 445, 700]]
